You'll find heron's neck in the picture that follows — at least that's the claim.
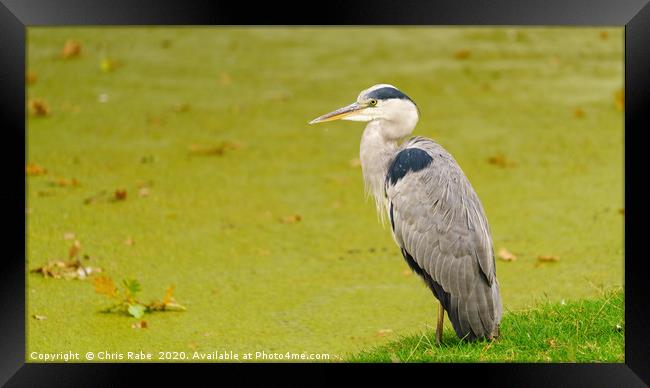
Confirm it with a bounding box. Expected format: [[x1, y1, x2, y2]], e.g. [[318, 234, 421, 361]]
[[360, 121, 400, 219]]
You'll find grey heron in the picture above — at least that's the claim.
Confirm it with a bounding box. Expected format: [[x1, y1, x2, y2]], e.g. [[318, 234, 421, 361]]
[[309, 84, 502, 343]]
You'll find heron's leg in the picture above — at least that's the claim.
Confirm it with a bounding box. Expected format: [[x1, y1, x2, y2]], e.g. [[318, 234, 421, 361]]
[[436, 300, 444, 346]]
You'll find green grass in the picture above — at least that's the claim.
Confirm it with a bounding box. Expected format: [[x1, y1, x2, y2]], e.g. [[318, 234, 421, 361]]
[[348, 287, 624, 362], [26, 27, 623, 361]]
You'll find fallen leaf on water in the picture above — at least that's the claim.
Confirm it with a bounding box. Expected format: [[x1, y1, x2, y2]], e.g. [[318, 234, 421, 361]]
[[33, 315, 47, 321], [69, 240, 81, 259], [219, 72, 232, 85], [84, 190, 107, 205], [137, 187, 150, 198], [349, 158, 361, 168], [100, 57, 122, 73], [599, 30, 609, 40], [487, 153, 516, 168], [50, 178, 80, 187], [454, 49, 471, 60], [94, 276, 117, 297], [61, 39, 82, 59], [614, 89, 624, 111], [537, 255, 560, 262], [28, 99, 50, 116], [280, 214, 302, 224], [26, 163, 47, 176], [172, 103, 191, 113], [377, 329, 393, 337], [32, 257, 101, 280], [131, 320, 148, 329], [497, 248, 517, 262], [26, 71, 38, 85], [573, 108, 586, 118], [114, 189, 127, 201], [188, 141, 242, 157]]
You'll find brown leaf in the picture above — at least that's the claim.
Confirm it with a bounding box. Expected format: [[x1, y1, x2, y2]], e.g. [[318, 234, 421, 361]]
[[377, 329, 393, 337], [61, 39, 82, 59], [497, 248, 517, 262], [188, 141, 242, 157], [69, 240, 81, 259], [614, 89, 624, 112], [114, 189, 127, 201], [26, 162, 47, 176], [162, 285, 175, 305], [28, 99, 50, 116], [131, 320, 148, 329], [487, 153, 516, 168], [50, 178, 80, 187], [454, 49, 471, 60], [138, 187, 150, 197], [84, 190, 107, 205], [349, 158, 361, 168], [537, 255, 560, 262], [172, 103, 191, 113], [32, 257, 100, 280], [94, 276, 117, 297], [280, 214, 302, 224], [26, 71, 38, 85], [219, 72, 232, 85]]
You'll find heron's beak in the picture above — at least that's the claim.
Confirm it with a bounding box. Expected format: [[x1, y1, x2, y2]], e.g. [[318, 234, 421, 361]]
[[309, 102, 366, 124]]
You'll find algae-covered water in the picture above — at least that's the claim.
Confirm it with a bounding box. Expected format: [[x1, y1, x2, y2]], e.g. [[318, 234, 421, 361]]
[[26, 27, 623, 361]]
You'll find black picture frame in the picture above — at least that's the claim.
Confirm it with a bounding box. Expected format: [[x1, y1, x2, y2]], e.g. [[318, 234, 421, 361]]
[[2, 0, 648, 386]]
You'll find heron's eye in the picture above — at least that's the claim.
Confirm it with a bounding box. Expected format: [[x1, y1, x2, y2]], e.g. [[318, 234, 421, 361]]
[[369, 99, 378, 106]]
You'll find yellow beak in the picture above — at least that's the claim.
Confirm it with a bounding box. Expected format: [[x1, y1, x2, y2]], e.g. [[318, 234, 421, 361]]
[[309, 102, 365, 124]]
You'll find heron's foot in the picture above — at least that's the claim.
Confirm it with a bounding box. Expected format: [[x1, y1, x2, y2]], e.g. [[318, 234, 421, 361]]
[[436, 300, 445, 346]]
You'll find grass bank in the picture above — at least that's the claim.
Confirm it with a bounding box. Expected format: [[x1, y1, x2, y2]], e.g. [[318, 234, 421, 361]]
[[349, 288, 623, 362]]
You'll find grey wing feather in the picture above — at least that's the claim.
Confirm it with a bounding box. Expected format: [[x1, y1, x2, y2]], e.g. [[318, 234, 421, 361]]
[[387, 137, 502, 340]]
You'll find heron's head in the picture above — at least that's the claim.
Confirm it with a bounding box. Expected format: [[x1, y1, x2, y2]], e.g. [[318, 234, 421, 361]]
[[309, 84, 419, 139]]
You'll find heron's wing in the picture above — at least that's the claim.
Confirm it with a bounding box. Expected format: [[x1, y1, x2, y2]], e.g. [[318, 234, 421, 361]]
[[386, 138, 502, 340]]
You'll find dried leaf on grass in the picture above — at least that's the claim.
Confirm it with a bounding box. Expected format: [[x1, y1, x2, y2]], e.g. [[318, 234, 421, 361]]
[[497, 248, 517, 262]]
